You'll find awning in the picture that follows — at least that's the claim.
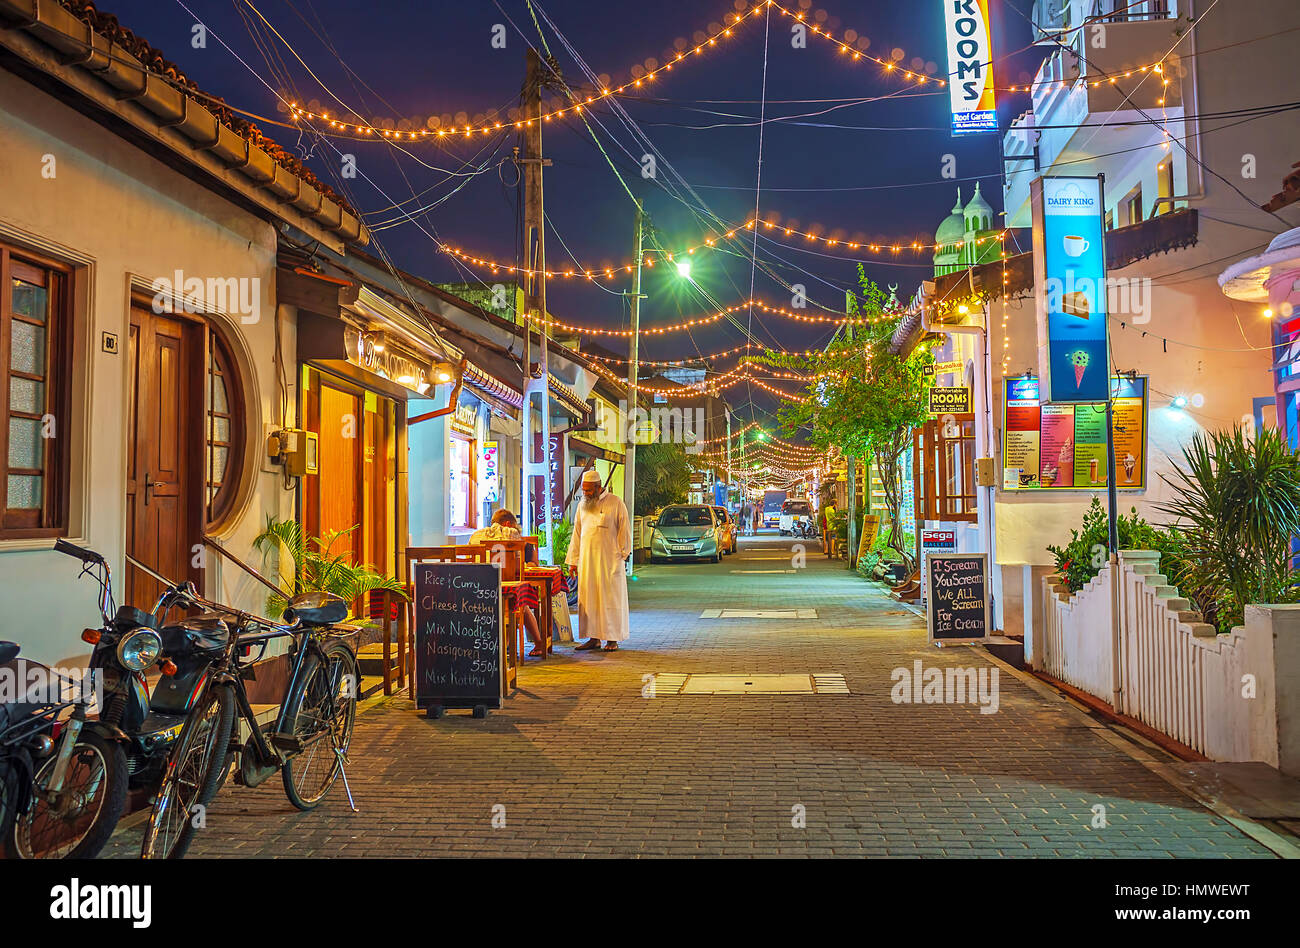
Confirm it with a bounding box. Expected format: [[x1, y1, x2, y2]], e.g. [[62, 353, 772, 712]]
[[569, 436, 623, 464]]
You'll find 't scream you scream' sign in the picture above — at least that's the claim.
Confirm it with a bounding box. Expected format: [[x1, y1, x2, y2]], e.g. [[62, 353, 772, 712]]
[[926, 553, 990, 645]]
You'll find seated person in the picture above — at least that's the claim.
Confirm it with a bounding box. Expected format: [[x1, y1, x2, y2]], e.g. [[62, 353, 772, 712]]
[[471, 509, 547, 658]]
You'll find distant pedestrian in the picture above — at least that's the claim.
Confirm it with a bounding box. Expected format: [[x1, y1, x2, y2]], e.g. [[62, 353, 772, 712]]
[[752, 505, 761, 534], [567, 469, 632, 652]]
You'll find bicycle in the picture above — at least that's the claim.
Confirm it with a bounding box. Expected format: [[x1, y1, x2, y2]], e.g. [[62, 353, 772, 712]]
[[139, 547, 359, 860]]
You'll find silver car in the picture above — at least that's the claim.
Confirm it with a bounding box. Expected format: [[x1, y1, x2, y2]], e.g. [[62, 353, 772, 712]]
[[648, 505, 722, 563]]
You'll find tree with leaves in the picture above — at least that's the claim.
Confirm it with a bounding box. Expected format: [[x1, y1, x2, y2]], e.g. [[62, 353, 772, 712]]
[[756, 268, 932, 570], [634, 440, 693, 515]]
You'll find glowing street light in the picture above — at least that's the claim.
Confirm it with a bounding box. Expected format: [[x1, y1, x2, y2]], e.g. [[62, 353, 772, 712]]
[[676, 260, 692, 280]]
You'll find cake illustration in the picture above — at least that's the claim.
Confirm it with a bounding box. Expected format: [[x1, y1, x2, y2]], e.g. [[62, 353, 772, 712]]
[[1068, 349, 1090, 388]]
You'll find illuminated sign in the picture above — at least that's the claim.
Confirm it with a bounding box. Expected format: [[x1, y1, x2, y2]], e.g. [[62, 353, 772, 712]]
[[1002, 376, 1147, 490], [943, 0, 998, 136], [343, 328, 432, 395], [1038, 176, 1111, 402]]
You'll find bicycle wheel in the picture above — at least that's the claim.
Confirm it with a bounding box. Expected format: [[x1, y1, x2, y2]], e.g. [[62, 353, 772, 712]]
[[140, 684, 234, 860], [281, 640, 357, 811], [10, 730, 127, 859]]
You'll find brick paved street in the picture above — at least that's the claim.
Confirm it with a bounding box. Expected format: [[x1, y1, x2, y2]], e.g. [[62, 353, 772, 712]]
[[105, 534, 1274, 858]]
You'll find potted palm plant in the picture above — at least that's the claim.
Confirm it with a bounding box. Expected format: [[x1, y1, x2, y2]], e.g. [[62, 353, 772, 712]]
[[252, 516, 406, 621]]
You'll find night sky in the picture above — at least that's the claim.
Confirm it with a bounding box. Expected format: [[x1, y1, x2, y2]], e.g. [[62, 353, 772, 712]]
[[105, 0, 1047, 425]]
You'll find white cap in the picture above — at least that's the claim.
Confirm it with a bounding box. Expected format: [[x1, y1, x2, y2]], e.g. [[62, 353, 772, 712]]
[[582, 469, 602, 485]]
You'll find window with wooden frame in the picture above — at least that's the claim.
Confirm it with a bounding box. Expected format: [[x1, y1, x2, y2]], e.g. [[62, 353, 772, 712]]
[[916, 415, 978, 523], [205, 332, 244, 525], [2, 245, 71, 538]]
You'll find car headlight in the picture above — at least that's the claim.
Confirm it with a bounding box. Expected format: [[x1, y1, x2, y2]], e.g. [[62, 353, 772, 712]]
[[116, 628, 162, 671]]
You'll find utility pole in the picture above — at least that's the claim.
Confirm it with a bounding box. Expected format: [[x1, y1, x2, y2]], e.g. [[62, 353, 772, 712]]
[[519, 48, 555, 559], [623, 203, 644, 574]]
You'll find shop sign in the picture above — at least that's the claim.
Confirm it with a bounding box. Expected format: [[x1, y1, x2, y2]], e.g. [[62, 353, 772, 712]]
[[481, 441, 499, 503], [1037, 176, 1110, 402], [530, 433, 564, 522], [920, 527, 958, 594], [943, 0, 997, 136], [927, 360, 964, 378], [344, 328, 432, 395], [1002, 376, 1147, 490], [928, 386, 971, 414], [451, 401, 478, 435]]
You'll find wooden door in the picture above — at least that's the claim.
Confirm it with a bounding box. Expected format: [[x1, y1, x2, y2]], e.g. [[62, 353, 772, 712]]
[[314, 378, 364, 562], [127, 305, 201, 609]]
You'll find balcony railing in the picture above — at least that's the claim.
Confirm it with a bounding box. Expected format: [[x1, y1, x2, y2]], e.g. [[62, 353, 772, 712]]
[[1094, 0, 1175, 23]]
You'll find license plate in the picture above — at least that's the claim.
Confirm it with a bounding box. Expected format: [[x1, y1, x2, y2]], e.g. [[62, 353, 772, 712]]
[[672, 545, 694, 552]]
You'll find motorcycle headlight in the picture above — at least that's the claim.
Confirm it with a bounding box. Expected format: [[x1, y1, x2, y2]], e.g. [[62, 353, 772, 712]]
[[116, 628, 162, 671]]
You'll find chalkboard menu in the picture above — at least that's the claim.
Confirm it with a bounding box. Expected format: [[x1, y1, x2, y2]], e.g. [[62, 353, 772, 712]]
[[413, 563, 503, 714], [925, 553, 989, 645]]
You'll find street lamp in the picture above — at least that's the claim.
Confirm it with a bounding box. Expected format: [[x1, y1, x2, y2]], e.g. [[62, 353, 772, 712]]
[[676, 260, 692, 280]]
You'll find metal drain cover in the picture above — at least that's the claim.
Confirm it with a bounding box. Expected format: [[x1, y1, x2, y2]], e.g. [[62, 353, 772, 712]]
[[648, 673, 849, 695], [699, 609, 818, 619]]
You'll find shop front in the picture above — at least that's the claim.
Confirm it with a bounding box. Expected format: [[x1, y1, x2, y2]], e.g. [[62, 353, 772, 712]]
[[296, 304, 451, 584]]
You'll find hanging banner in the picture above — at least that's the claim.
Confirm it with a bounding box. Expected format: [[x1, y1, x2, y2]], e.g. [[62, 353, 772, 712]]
[[481, 441, 499, 503], [1001, 377, 1148, 490], [1037, 176, 1111, 402], [943, 0, 998, 136]]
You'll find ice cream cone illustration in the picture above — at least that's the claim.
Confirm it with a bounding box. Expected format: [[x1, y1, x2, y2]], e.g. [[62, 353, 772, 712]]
[[1069, 349, 1090, 389]]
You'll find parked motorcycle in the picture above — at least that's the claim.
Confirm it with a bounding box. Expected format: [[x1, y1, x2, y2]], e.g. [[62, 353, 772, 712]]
[[4, 541, 134, 858], [6, 540, 219, 858]]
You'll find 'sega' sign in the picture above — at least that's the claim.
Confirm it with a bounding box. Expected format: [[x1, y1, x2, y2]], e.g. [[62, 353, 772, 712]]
[[943, 0, 997, 136]]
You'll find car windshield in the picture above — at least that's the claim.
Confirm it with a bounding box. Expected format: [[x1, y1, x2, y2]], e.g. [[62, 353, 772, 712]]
[[782, 501, 811, 515], [659, 507, 713, 527]]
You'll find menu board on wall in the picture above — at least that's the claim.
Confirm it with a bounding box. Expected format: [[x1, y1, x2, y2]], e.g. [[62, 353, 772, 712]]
[[1001, 377, 1147, 490], [413, 562, 503, 714]]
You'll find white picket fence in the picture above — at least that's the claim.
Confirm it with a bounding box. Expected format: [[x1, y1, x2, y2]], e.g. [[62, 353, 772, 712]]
[[1038, 550, 1298, 771]]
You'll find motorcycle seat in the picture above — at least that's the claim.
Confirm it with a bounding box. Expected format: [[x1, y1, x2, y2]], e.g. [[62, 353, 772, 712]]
[[0, 641, 18, 664], [160, 614, 230, 656]]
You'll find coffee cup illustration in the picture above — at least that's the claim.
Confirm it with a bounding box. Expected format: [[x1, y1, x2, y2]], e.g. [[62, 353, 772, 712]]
[[1063, 235, 1090, 257]]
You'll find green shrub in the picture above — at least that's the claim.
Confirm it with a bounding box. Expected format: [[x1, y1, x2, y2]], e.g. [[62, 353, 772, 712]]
[[1157, 425, 1300, 631], [1046, 499, 1191, 597]]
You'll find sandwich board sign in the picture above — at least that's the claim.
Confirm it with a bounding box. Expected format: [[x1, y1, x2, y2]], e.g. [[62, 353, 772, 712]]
[[925, 552, 990, 645]]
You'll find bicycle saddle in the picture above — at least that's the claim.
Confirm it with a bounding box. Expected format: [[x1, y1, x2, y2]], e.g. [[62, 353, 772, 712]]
[[0, 641, 18, 664], [282, 592, 348, 626]]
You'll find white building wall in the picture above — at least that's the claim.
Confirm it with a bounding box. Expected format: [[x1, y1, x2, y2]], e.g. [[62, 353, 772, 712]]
[[0, 69, 291, 666], [989, 0, 1300, 630]]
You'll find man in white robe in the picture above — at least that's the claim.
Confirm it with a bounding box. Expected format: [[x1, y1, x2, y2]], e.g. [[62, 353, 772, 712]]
[[566, 469, 632, 651]]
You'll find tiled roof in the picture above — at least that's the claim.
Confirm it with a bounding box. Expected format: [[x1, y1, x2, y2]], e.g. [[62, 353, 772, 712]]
[[56, 0, 356, 217]]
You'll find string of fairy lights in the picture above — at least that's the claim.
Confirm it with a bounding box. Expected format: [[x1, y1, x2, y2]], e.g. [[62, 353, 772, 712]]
[[443, 228, 1008, 280], [286, 0, 945, 143], [534, 298, 892, 339]]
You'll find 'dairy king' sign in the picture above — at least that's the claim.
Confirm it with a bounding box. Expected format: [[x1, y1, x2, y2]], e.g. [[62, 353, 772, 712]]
[[943, 0, 997, 136], [1041, 176, 1110, 402]]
